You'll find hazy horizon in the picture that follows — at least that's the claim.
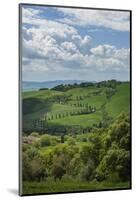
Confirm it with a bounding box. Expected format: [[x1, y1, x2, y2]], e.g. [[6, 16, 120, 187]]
[[22, 79, 130, 83]]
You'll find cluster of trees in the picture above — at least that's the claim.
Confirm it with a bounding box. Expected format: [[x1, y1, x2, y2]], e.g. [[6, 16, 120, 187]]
[[22, 113, 130, 183], [96, 80, 121, 89], [76, 96, 84, 101], [51, 94, 72, 104], [39, 88, 49, 91], [96, 113, 130, 181], [51, 83, 79, 92], [51, 80, 122, 92], [69, 102, 95, 109], [105, 88, 116, 100], [70, 108, 96, 116]]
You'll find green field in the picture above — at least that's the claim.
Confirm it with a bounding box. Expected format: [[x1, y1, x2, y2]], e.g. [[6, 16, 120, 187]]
[[106, 83, 130, 117], [49, 112, 102, 127], [23, 89, 62, 100], [23, 179, 130, 195]]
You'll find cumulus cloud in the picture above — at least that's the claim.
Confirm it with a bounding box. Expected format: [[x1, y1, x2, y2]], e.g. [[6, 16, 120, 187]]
[[90, 45, 129, 60], [91, 45, 113, 57], [61, 42, 79, 54], [56, 8, 130, 32], [22, 7, 93, 71], [87, 45, 130, 71], [22, 7, 130, 81], [72, 35, 92, 54], [22, 7, 41, 19], [22, 8, 78, 39]]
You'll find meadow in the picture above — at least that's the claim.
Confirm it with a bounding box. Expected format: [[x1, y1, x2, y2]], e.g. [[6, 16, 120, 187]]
[[23, 179, 129, 195]]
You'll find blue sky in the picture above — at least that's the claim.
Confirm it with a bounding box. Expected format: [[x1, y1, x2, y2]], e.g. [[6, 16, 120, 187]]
[[22, 5, 130, 82]]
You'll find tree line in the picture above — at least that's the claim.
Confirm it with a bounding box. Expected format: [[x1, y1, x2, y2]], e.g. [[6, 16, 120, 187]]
[[51, 80, 122, 92]]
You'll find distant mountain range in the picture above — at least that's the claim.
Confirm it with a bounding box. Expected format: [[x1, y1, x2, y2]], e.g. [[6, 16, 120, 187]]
[[22, 80, 86, 91]]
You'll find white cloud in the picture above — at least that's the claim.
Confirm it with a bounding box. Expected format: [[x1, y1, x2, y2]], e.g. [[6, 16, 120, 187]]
[[71, 35, 92, 54], [23, 27, 129, 73], [22, 58, 49, 72], [22, 7, 93, 71], [22, 7, 130, 81], [61, 42, 79, 54], [22, 7, 41, 19], [87, 45, 129, 71], [22, 8, 78, 39], [56, 8, 130, 32], [90, 45, 129, 60], [90, 45, 116, 57]]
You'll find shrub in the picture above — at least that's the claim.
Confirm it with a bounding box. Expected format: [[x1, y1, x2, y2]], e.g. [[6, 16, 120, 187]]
[[22, 152, 47, 181], [51, 136, 59, 146], [67, 137, 76, 145], [22, 152, 31, 181], [68, 154, 84, 177], [80, 159, 95, 181], [52, 154, 66, 180], [80, 137, 87, 142], [40, 134, 51, 147], [26, 147, 39, 159], [29, 156, 47, 181], [30, 132, 39, 137]]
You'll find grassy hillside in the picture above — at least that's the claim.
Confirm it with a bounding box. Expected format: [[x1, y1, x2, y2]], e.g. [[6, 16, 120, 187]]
[[49, 112, 102, 127], [22, 81, 130, 134], [23, 89, 62, 100], [106, 83, 130, 117]]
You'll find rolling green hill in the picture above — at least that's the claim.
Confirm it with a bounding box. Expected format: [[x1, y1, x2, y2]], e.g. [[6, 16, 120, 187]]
[[106, 83, 130, 117], [22, 81, 130, 135]]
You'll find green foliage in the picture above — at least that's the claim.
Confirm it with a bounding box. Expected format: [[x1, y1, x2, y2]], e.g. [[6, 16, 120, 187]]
[[30, 132, 39, 137], [22, 112, 130, 187], [39, 88, 48, 91], [40, 134, 51, 147], [28, 156, 47, 181], [61, 135, 65, 143], [105, 88, 116, 100], [22, 152, 47, 181], [116, 150, 130, 181], [108, 113, 130, 147], [67, 137, 76, 145], [68, 154, 84, 177], [52, 82, 94, 92], [80, 143, 94, 164], [26, 147, 39, 159], [22, 152, 31, 181], [80, 159, 95, 181], [96, 113, 130, 182], [52, 154, 66, 180]]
